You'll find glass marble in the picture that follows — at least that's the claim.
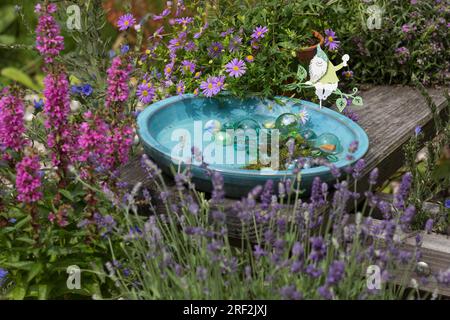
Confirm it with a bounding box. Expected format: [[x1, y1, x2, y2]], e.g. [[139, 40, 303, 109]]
[[275, 113, 299, 136], [262, 119, 276, 129], [326, 154, 338, 162], [214, 131, 233, 146], [315, 133, 342, 154], [300, 129, 317, 141], [235, 118, 261, 132], [204, 119, 221, 134], [222, 121, 235, 130]]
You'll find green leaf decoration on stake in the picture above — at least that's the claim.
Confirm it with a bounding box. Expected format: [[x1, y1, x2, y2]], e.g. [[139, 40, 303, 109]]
[[296, 65, 307, 82], [336, 98, 347, 112], [352, 96, 364, 106]]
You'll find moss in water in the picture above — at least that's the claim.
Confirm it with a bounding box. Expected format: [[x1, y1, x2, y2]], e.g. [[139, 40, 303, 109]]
[[243, 132, 324, 170]]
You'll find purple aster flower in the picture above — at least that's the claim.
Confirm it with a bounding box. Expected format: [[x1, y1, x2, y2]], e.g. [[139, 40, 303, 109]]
[[251, 26, 268, 39], [117, 13, 136, 31], [199, 76, 225, 97], [220, 28, 234, 37], [228, 35, 242, 52], [225, 58, 247, 78], [214, 76, 225, 92], [200, 77, 217, 97], [181, 60, 195, 74], [324, 29, 340, 51], [164, 62, 174, 78], [245, 55, 255, 63], [153, 8, 171, 21], [207, 42, 224, 58], [184, 41, 197, 52], [175, 17, 193, 25], [168, 32, 186, 52], [194, 22, 208, 39], [176, 80, 185, 95], [342, 70, 354, 79], [137, 81, 155, 104]]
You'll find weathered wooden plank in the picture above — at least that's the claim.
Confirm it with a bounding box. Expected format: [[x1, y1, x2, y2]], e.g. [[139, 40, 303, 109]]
[[351, 85, 448, 193]]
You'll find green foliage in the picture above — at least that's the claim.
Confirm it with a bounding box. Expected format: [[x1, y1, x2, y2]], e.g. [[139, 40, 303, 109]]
[[0, 177, 120, 299], [401, 83, 450, 232]]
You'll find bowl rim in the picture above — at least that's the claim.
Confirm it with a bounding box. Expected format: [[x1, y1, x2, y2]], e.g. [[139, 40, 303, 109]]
[[137, 94, 369, 178]]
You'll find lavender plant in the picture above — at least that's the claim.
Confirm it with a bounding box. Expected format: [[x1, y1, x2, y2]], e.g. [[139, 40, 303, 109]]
[[102, 152, 450, 300]]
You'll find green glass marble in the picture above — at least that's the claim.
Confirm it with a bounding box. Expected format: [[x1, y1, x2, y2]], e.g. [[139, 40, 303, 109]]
[[235, 118, 261, 132], [222, 121, 235, 130], [300, 129, 317, 141], [326, 154, 339, 162], [262, 119, 276, 129], [275, 113, 299, 136], [315, 133, 342, 154]]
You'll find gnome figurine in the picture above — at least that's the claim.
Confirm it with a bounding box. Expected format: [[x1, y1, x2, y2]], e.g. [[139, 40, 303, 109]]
[[306, 45, 350, 108]]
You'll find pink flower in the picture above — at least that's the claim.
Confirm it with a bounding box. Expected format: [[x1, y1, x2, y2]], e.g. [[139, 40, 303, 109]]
[[35, 4, 64, 64], [43, 71, 75, 167], [15, 155, 43, 204], [105, 57, 132, 108], [77, 113, 133, 171], [0, 89, 26, 153]]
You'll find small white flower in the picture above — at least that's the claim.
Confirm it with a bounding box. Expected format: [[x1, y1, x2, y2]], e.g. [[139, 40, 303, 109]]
[[134, 24, 141, 32], [297, 108, 309, 124], [24, 111, 34, 122], [70, 100, 81, 112]]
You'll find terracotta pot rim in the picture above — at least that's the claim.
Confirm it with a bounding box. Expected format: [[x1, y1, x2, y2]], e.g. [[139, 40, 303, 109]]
[[299, 30, 325, 52]]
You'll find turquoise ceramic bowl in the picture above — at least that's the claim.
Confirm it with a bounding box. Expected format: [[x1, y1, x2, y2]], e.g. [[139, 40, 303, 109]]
[[137, 94, 369, 198]]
